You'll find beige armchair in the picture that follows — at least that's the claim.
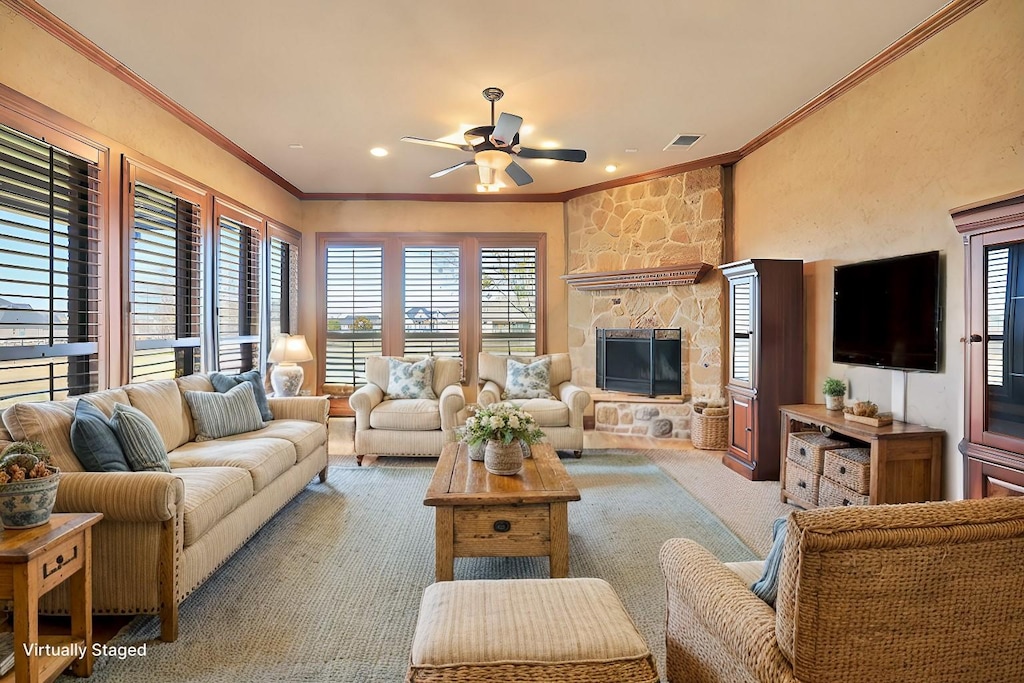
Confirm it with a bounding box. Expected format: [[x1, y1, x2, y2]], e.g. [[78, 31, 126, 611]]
[[349, 356, 465, 465], [660, 497, 1024, 683], [477, 352, 590, 456]]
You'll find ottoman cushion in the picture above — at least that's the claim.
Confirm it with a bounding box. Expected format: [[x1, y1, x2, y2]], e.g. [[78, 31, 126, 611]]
[[408, 578, 658, 682]]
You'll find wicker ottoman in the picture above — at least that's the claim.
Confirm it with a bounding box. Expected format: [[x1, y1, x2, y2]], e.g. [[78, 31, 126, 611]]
[[406, 578, 659, 683]]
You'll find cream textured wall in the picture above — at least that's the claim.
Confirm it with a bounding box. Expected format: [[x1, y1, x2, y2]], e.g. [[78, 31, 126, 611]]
[[0, 6, 301, 225], [300, 200, 567, 390], [731, 0, 1024, 499]]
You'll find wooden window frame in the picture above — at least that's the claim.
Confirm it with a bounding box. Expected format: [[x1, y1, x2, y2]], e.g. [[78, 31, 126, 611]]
[[266, 221, 301, 344], [212, 197, 265, 373]]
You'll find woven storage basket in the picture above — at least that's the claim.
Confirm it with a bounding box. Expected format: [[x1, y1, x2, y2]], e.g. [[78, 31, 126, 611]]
[[823, 448, 871, 494], [784, 458, 821, 507], [819, 476, 870, 507], [690, 409, 729, 450], [787, 431, 848, 474]]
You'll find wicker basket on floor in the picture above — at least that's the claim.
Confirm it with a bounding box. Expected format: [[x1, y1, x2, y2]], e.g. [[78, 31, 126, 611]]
[[691, 406, 729, 450]]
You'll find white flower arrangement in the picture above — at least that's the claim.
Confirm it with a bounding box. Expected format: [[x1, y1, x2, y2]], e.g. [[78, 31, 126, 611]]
[[458, 403, 545, 446]]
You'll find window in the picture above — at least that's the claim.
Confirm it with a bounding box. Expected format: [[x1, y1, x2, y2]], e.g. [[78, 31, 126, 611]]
[[0, 124, 101, 406], [403, 246, 461, 357], [215, 203, 261, 373], [267, 223, 300, 344], [324, 244, 383, 386], [318, 233, 545, 388], [128, 180, 202, 381], [480, 245, 538, 356]]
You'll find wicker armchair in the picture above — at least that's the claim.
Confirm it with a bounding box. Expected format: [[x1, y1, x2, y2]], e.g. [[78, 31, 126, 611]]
[[660, 498, 1024, 683]]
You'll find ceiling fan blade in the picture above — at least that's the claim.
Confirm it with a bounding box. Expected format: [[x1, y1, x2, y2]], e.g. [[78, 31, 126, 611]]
[[491, 113, 523, 147], [517, 147, 587, 163], [429, 160, 475, 178], [478, 166, 496, 185], [401, 136, 473, 152], [504, 160, 534, 187]]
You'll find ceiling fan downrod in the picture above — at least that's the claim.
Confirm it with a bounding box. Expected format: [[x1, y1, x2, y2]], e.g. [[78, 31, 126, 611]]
[[482, 87, 504, 127]]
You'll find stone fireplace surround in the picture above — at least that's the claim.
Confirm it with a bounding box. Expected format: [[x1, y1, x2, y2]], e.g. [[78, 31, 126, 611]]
[[565, 165, 727, 439]]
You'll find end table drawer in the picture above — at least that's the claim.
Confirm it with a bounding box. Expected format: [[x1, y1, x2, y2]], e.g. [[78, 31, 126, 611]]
[[453, 505, 550, 557], [39, 534, 84, 593]]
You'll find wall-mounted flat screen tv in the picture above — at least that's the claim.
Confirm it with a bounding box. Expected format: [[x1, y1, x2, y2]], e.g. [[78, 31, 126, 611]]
[[833, 251, 942, 372]]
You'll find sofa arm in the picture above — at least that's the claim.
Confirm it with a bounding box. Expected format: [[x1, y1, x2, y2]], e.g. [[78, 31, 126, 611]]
[[439, 384, 466, 432], [558, 382, 591, 429], [349, 384, 384, 431], [478, 381, 502, 406], [55, 471, 184, 523], [660, 539, 794, 683], [267, 396, 329, 425]]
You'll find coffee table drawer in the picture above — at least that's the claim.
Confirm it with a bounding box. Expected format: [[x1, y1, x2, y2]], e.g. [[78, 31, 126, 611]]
[[453, 504, 550, 557]]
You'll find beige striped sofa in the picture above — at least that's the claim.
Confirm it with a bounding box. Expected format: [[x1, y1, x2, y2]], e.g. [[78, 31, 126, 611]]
[[0, 374, 329, 642]]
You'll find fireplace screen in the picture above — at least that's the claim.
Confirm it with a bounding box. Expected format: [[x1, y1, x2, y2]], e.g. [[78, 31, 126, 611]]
[[596, 328, 682, 397]]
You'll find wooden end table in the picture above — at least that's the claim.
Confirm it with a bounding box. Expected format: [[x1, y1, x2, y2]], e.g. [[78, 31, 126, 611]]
[[0, 512, 102, 683], [424, 442, 581, 581]]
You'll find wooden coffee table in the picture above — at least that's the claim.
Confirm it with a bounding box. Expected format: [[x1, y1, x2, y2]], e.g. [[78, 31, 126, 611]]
[[424, 442, 581, 581]]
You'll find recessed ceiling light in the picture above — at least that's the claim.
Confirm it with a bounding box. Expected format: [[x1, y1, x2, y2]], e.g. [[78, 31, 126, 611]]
[[625, 148, 638, 153], [605, 164, 617, 173], [288, 143, 303, 149], [370, 147, 388, 157]]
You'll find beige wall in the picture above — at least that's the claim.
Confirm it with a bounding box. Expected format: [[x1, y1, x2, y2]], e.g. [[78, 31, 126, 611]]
[[0, 6, 301, 226], [731, 0, 1024, 499], [300, 200, 566, 391]]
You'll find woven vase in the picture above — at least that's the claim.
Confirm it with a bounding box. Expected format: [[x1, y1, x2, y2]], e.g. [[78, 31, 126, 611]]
[[484, 440, 524, 476], [467, 441, 485, 461]]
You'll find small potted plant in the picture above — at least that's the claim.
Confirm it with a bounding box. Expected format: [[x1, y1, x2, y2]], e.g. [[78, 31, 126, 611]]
[[0, 441, 61, 529], [458, 404, 545, 476], [823, 377, 846, 411]]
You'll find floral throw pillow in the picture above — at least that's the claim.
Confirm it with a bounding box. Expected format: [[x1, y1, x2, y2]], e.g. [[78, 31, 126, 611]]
[[386, 357, 437, 400], [503, 357, 554, 400]]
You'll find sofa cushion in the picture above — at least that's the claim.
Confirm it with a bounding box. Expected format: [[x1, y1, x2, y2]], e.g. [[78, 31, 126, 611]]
[[184, 382, 266, 442], [369, 399, 441, 431], [211, 371, 274, 422], [366, 355, 461, 398], [2, 388, 130, 473], [385, 357, 437, 400], [110, 404, 172, 473], [217, 420, 325, 462], [504, 357, 554, 399], [498, 398, 570, 428], [124, 379, 191, 451], [175, 374, 215, 443], [169, 437, 296, 492], [70, 399, 130, 472], [174, 466, 253, 547]]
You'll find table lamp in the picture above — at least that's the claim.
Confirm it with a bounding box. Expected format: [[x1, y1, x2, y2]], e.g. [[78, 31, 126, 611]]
[[268, 334, 313, 397]]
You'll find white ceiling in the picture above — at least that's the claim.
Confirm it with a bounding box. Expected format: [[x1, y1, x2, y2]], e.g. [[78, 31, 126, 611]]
[[39, 0, 952, 195]]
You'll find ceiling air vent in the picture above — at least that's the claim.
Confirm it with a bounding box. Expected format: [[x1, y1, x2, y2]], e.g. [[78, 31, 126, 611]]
[[663, 134, 704, 151]]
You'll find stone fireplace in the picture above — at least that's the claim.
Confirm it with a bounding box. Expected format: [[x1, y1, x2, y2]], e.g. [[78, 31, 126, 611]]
[[565, 165, 727, 437]]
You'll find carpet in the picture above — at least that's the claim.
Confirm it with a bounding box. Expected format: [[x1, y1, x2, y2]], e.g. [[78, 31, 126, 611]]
[[61, 451, 755, 682]]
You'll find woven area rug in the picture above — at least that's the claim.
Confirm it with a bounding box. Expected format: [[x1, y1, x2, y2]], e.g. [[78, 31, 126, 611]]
[[61, 451, 755, 682]]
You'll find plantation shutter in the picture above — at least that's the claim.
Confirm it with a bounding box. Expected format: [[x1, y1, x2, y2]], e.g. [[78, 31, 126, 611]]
[[403, 246, 461, 358], [217, 215, 260, 373], [731, 279, 752, 383], [268, 229, 299, 342], [986, 246, 1009, 387], [129, 182, 202, 381], [325, 245, 383, 386], [0, 124, 100, 406], [480, 246, 538, 355]]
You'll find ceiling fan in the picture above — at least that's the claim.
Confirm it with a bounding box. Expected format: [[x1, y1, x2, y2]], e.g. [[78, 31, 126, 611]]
[[401, 87, 587, 189]]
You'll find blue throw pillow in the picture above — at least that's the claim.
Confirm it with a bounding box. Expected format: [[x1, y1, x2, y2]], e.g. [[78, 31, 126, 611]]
[[110, 403, 171, 473], [210, 370, 274, 421], [70, 399, 130, 472], [751, 516, 788, 606]]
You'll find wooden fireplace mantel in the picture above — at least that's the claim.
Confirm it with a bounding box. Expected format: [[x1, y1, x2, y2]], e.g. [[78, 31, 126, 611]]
[[561, 262, 712, 291]]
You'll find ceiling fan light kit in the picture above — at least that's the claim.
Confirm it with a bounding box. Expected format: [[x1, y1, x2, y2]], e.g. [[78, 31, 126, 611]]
[[401, 87, 587, 191]]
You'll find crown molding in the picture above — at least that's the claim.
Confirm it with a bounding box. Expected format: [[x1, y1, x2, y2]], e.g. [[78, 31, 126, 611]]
[[739, 0, 989, 157], [4, 0, 987, 202]]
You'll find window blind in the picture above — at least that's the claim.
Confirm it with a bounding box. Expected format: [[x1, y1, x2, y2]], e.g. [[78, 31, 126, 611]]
[[987, 247, 1009, 387], [0, 124, 100, 406], [480, 246, 537, 356], [217, 216, 260, 373], [129, 182, 202, 381], [325, 245, 383, 386], [403, 246, 461, 358], [268, 236, 294, 339], [732, 280, 752, 382]]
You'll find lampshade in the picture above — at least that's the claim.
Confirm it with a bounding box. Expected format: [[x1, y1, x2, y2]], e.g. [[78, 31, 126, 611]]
[[474, 149, 511, 170], [268, 335, 313, 364]]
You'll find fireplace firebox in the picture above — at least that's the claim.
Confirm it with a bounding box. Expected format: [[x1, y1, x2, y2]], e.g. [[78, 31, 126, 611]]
[[596, 328, 682, 397]]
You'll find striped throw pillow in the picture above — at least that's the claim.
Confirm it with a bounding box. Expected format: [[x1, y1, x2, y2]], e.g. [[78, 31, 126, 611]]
[[109, 403, 171, 473], [184, 382, 266, 442]]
